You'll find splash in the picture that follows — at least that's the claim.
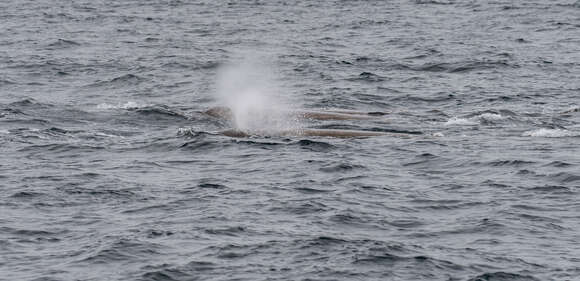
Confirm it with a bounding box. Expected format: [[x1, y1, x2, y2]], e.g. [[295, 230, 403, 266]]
[[445, 113, 506, 126], [214, 57, 302, 134]]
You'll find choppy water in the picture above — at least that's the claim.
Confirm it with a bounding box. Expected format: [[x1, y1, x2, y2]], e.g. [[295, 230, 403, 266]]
[[2, 1, 580, 280]]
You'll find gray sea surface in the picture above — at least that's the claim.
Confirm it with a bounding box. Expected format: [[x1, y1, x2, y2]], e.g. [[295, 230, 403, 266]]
[[1, 0, 580, 280]]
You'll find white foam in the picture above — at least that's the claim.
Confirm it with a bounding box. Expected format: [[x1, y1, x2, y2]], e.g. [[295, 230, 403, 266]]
[[0, 129, 9, 134], [478, 113, 504, 121], [445, 113, 506, 126], [522, 128, 580, 138], [94, 132, 125, 138], [177, 127, 191, 135], [96, 101, 142, 110], [445, 117, 478, 126]]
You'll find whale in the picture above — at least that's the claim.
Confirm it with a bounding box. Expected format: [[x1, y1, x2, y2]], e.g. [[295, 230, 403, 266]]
[[204, 106, 388, 121], [202, 106, 412, 138], [218, 128, 413, 138]]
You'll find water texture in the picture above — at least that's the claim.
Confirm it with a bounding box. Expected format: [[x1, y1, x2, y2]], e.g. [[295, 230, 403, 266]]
[[1, 0, 580, 280]]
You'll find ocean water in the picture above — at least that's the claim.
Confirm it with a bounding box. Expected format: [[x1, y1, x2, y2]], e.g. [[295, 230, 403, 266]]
[[1, 0, 580, 280]]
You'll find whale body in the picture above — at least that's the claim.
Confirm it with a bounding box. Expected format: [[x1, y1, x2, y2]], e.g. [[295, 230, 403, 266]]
[[218, 128, 413, 138], [202, 106, 410, 138], [204, 106, 388, 121]]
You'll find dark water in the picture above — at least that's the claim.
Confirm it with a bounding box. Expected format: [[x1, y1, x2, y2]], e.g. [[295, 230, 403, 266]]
[[2, 0, 580, 280]]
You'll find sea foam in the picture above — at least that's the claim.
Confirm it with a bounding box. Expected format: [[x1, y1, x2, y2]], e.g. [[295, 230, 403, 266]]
[[522, 128, 580, 138], [445, 113, 506, 126], [96, 101, 143, 110]]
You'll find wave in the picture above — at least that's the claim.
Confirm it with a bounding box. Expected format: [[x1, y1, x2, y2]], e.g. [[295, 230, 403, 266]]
[[0, 78, 16, 85], [415, 0, 454, 4], [205, 226, 246, 236], [467, 272, 540, 281], [487, 160, 536, 167], [1, 107, 26, 117], [46, 39, 81, 49], [96, 101, 143, 110], [294, 139, 336, 152], [18, 143, 106, 154], [522, 128, 580, 138], [320, 163, 366, 173], [88, 74, 147, 88], [8, 98, 52, 108], [132, 105, 189, 119], [445, 112, 512, 126], [197, 183, 228, 189], [388, 93, 455, 103], [445, 117, 479, 125], [528, 185, 572, 194], [544, 161, 573, 167], [347, 59, 516, 74], [179, 139, 227, 151], [141, 262, 215, 281], [98, 103, 189, 120], [413, 60, 515, 73], [349, 72, 386, 82], [548, 172, 580, 183], [76, 239, 162, 264], [108, 73, 146, 84]]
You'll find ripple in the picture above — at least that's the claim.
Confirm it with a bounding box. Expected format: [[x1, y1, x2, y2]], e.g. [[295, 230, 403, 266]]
[[77, 239, 162, 264], [9, 191, 46, 199], [467, 272, 540, 281], [131, 105, 189, 120], [548, 172, 580, 183], [18, 143, 105, 154], [141, 267, 192, 281], [412, 60, 515, 73], [320, 163, 365, 172], [88, 74, 147, 88], [205, 226, 246, 237], [487, 160, 536, 167], [141, 261, 216, 281], [8, 98, 52, 108], [0, 78, 16, 85], [294, 139, 335, 152], [350, 72, 386, 82], [46, 39, 81, 49]]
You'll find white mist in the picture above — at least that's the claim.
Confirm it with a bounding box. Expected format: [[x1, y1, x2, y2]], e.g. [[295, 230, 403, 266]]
[[215, 56, 302, 134]]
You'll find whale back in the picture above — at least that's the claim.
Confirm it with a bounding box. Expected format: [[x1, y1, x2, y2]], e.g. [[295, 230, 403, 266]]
[[218, 128, 412, 138], [205, 106, 233, 120]]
